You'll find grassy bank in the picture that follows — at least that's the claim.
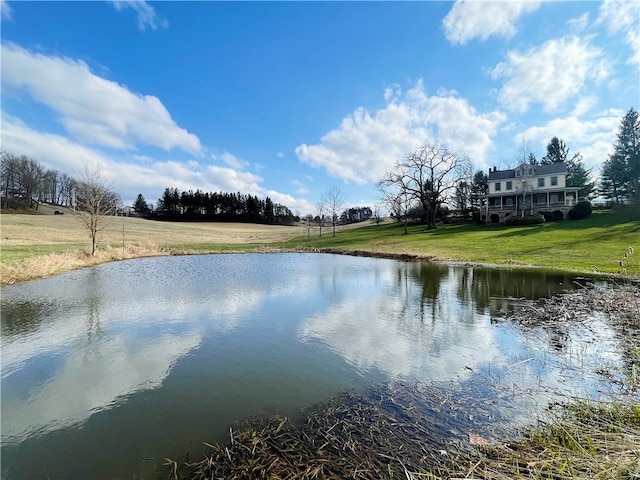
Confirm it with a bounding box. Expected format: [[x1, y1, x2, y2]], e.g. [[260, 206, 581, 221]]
[[1, 207, 639, 285], [281, 208, 640, 276]]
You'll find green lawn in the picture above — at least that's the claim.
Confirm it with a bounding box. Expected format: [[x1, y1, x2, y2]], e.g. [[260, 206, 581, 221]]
[[282, 209, 640, 275]]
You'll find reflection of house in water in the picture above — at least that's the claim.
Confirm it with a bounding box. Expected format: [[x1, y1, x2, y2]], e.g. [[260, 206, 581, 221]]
[[483, 163, 581, 224]]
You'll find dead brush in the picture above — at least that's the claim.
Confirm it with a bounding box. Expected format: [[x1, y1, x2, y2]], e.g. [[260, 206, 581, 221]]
[[460, 400, 640, 480], [0, 242, 167, 286]]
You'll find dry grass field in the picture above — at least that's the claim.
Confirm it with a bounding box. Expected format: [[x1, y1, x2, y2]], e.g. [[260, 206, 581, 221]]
[[0, 205, 312, 285], [1, 204, 307, 247]]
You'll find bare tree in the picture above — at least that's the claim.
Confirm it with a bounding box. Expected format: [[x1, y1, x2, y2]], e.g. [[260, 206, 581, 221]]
[[303, 214, 314, 237], [0, 153, 47, 209], [1, 151, 20, 208], [376, 178, 415, 234], [380, 142, 467, 230], [314, 199, 325, 237], [372, 203, 383, 226], [77, 163, 118, 255], [12, 155, 44, 209], [322, 184, 346, 237], [42, 169, 58, 204]]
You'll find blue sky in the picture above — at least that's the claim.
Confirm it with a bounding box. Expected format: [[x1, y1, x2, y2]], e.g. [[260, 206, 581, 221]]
[[1, 1, 638, 215]]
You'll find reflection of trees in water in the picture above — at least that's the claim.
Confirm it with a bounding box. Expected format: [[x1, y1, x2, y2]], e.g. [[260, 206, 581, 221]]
[[389, 262, 449, 330], [469, 267, 578, 315], [394, 263, 579, 326], [385, 263, 485, 360], [385, 262, 585, 361], [83, 294, 105, 363]]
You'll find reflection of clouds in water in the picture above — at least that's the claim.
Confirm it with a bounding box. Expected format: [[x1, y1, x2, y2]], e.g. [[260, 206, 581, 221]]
[[298, 266, 628, 409], [1, 285, 266, 379], [0, 255, 309, 445], [298, 271, 503, 382], [2, 332, 201, 444]]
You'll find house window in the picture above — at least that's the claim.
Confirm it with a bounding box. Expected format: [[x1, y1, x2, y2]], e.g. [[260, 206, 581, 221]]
[[551, 176, 558, 186], [538, 177, 545, 187], [536, 194, 546, 204], [550, 193, 559, 203], [505, 197, 514, 206], [506, 181, 512, 190], [494, 182, 501, 192]]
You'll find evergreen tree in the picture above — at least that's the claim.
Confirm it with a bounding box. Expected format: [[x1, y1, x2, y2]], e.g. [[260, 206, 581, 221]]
[[599, 158, 626, 204], [133, 194, 150, 215], [541, 137, 569, 165], [470, 170, 488, 211], [565, 153, 594, 199], [602, 108, 640, 204], [454, 180, 471, 217], [541, 137, 593, 199], [264, 197, 274, 221]]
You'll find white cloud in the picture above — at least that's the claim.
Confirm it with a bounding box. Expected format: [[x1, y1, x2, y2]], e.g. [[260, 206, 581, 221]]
[[1, 114, 115, 176], [492, 36, 608, 113], [109, 0, 168, 31], [1, 114, 312, 212], [292, 179, 310, 195], [295, 81, 504, 183], [1, 0, 11, 21], [519, 109, 623, 173], [1, 43, 201, 154], [442, 0, 540, 45], [597, 0, 640, 65], [217, 151, 250, 169], [567, 13, 590, 34]]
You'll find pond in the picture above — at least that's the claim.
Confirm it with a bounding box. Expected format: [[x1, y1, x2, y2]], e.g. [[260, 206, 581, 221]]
[[0, 253, 626, 479]]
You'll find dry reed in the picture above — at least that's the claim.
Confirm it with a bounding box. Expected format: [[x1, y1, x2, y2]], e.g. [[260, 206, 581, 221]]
[[168, 382, 640, 480], [0, 242, 167, 285]]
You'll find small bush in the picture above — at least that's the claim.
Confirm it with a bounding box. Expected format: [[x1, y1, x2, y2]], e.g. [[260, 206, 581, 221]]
[[538, 210, 565, 221], [505, 213, 545, 226], [538, 211, 554, 222], [568, 201, 593, 220]]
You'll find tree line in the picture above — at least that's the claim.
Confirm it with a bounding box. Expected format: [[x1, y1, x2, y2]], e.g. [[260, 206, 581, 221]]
[[144, 188, 299, 225], [0, 152, 81, 210]]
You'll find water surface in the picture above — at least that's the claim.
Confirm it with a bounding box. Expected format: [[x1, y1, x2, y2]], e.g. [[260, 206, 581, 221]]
[[0, 253, 623, 479]]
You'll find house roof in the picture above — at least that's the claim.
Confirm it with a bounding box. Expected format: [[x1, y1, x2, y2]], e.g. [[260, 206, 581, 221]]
[[489, 169, 515, 180], [488, 162, 567, 180]]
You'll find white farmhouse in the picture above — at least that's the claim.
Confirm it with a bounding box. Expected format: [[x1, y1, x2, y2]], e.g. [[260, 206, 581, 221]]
[[483, 163, 581, 223]]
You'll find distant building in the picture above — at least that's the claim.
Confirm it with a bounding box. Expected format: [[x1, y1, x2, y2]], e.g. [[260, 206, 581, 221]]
[[341, 207, 373, 224], [483, 163, 580, 223]]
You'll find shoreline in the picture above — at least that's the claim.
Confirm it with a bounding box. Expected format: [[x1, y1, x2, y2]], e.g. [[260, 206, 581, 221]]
[[1, 244, 615, 288], [2, 208, 637, 286]]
